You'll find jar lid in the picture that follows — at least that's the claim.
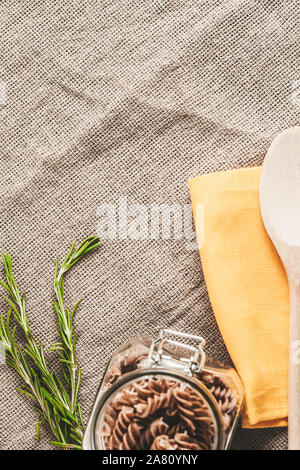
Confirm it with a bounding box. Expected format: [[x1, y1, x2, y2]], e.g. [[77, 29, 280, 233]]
[[93, 368, 225, 450]]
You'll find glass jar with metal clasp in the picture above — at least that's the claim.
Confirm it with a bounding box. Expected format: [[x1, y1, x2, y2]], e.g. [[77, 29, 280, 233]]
[[82, 329, 244, 450]]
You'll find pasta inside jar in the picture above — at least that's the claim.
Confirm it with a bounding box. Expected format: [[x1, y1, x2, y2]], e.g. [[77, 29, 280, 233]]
[[95, 372, 223, 450]]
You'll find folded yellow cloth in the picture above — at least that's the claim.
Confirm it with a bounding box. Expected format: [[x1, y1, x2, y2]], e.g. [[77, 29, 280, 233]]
[[188, 166, 289, 428]]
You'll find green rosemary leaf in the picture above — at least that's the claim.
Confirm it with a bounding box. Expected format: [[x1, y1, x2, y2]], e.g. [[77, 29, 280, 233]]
[[74, 368, 82, 406], [4, 296, 19, 318], [77, 404, 85, 431], [0, 280, 14, 298], [62, 368, 70, 387], [60, 358, 75, 366], [17, 388, 35, 401], [6, 308, 12, 336], [69, 430, 83, 443], [36, 419, 40, 442], [71, 300, 82, 322], [49, 344, 64, 352], [49, 441, 81, 450]]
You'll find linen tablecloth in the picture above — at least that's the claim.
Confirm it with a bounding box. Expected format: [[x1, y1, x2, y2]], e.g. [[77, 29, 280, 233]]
[[0, 0, 299, 450]]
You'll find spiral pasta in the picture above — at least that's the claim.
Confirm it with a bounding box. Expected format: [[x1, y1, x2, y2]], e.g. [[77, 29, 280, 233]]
[[101, 377, 215, 450], [199, 371, 237, 433], [140, 416, 169, 448], [151, 435, 177, 450], [102, 345, 239, 450]]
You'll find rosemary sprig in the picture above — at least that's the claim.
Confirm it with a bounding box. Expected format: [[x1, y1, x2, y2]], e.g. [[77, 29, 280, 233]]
[[51, 236, 101, 439], [0, 236, 101, 448], [1, 254, 72, 415], [0, 310, 66, 444]]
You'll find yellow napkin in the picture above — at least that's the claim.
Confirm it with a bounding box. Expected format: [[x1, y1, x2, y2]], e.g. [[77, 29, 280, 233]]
[[188, 166, 289, 428]]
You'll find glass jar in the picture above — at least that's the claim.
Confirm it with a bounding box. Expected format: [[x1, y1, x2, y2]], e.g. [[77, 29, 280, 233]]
[[82, 329, 244, 450]]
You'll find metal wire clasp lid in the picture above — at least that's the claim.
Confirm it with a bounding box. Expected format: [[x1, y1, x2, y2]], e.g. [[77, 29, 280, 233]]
[[149, 329, 206, 375]]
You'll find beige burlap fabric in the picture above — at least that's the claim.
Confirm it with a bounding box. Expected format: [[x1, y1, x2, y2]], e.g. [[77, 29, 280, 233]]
[[0, 0, 299, 450]]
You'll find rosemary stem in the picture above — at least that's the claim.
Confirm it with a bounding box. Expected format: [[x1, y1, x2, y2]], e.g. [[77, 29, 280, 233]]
[[0, 236, 101, 448]]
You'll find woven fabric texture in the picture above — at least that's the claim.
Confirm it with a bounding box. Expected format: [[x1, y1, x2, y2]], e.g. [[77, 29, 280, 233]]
[[0, 0, 299, 450]]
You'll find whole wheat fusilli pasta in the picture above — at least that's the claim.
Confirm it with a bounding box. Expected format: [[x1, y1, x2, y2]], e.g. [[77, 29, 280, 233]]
[[102, 346, 239, 449], [101, 377, 215, 450]]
